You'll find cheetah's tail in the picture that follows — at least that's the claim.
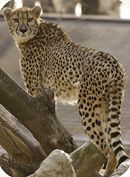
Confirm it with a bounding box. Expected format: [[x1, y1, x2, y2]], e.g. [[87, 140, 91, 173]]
[[108, 79, 129, 166]]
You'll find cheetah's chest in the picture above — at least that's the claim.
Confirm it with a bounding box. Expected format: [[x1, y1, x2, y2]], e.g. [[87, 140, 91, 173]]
[[42, 67, 79, 104], [43, 78, 79, 104], [54, 85, 78, 104]]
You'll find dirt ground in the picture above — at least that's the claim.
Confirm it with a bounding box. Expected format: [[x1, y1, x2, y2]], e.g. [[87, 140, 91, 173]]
[[0, 15, 130, 149]]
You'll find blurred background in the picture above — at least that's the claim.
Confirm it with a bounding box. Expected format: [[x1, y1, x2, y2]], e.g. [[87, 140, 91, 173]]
[[0, 0, 130, 176], [1, 0, 130, 18]]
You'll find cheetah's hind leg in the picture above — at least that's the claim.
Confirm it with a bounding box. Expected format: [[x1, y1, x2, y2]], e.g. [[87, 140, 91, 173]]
[[77, 90, 110, 171]]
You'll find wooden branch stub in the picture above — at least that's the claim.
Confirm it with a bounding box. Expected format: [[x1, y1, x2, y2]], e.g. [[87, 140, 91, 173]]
[[71, 141, 107, 177]]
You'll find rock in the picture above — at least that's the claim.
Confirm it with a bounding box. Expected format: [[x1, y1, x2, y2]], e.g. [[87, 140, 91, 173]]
[[110, 160, 130, 177], [28, 149, 76, 177]]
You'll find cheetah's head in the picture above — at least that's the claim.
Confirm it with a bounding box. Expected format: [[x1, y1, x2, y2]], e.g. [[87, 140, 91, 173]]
[[2, 6, 41, 44]]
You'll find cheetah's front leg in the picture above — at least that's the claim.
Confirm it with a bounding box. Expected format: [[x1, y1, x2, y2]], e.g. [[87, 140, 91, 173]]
[[21, 59, 43, 96]]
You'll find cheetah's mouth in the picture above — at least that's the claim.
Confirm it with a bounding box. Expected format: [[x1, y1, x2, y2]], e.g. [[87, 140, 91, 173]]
[[19, 31, 32, 38], [13, 30, 34, 43], [21, 34, 26, 37], [15, 29, 31, 38]]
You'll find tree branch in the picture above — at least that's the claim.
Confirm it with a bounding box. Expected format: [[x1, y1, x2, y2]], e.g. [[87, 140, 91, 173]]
[[0, 67, 77, 155], [0, 105, 47, 176]]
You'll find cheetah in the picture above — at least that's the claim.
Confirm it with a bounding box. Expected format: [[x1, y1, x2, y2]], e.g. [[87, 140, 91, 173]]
[[3, 6, 129, 176]]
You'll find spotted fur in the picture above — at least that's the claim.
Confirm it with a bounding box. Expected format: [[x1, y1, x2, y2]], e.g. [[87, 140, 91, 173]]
[[3, 6, 129, 176]]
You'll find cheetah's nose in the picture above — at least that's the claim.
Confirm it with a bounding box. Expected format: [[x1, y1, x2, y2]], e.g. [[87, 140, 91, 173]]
[[20, 27, 27, 33]]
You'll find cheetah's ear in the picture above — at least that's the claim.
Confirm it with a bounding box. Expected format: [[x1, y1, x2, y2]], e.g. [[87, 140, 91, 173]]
[[32, 6, 42, 18], [2, 7, 12, 21]]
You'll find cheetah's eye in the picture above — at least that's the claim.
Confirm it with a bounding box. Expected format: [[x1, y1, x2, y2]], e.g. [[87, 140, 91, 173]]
[[27, 18, 33, 22], [13, 18, 19, 23]]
